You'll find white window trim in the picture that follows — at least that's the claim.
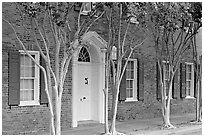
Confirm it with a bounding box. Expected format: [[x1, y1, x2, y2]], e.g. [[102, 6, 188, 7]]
[[78, 46, 91, 63], [185, 62, 195, 99], [125, 59, 138, 102], [19, 50, 40, 106]]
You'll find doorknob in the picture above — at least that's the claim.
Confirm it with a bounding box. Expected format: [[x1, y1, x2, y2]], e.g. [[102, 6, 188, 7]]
[[80, 96, 86, 101]]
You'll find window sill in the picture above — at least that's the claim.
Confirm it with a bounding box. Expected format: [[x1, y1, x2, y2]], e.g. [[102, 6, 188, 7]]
[[125, 99, 138, 102], [185, 96, 195, 99], [19, 101, 40, 106]]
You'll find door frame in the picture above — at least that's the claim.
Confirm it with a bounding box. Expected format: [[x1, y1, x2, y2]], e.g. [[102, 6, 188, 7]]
[[71, 31, 106, 127], [77, 63, 92, 121]]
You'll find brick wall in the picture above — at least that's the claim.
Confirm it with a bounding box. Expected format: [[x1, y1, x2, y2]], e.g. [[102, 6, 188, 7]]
[[2, 2, 197, 135], [61, 64, 73, 131], [2, 2, 73, 134], [2, 47, 51, 135], [113, 33, 196, 121]]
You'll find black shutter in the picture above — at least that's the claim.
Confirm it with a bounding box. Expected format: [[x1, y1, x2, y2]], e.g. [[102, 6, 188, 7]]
[[156, 62, 162, 100], [194, 64, 200, 98], [8, 51, 20, 106], [194, 65, 197, 98], [137, 59, 144, 101], [40, 56, 48, 104], [172, 69, 180, 99], [119, 60, 126, 101], [180, 63, 186, 98]]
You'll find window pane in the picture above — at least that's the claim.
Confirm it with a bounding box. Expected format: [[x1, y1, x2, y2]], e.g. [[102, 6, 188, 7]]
[[131, 61, 134, 69], [129, 80, 133, 88], [21, 55, 35, 66], [186, 65, 192, 72], [129, 89, 133, 98], [127, 71, 133, 79], [131, 70, 134, 79], [126, 71, 131, 79], [126, 61, 135, 99], [20, 54, 35, 77], [126, 89, 133, 98], [126, 89, 130, 98], [186, 72, 191, 80], [20, 90, 34, 101], [21, 66, 35, 77], [20, 55, 25, 66], [20, 79, 34, 89], [126, 80, 130, 88], [186, 89, 190, 96], [186, 81, 191, 89], [127, 61, 131, 70], [126, 80, 133, 88], [78, 47, 90, 62]]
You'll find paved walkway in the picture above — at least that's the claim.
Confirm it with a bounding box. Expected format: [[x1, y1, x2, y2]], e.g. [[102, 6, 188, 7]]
[[61, 113, 202, 135]]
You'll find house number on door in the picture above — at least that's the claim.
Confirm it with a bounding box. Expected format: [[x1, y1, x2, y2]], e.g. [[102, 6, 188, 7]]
[[85, 77, 88, 84]]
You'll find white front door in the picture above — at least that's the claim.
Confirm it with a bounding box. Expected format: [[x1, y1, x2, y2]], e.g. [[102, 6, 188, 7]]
[[78, 64, 91, 120]]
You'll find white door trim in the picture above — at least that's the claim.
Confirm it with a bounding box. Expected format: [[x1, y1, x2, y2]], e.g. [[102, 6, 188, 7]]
[[72, 32, 106, 127]]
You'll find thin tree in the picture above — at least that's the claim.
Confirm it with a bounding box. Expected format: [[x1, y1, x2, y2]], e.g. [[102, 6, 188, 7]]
[[102, 2, 147, 134], [141, 2, 202, 129], [192, 28, 202, 123], [3, 2, 104, 135], [189, 2, 202, 123], [192, 27, 202, 123]]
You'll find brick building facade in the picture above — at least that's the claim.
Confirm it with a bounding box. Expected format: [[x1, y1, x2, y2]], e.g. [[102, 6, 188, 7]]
[[2, 2, 198, 135]]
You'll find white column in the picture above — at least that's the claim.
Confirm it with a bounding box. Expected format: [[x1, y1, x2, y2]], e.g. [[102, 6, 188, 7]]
[[72, 52, 78, 128], [99, 49, 106, 123]]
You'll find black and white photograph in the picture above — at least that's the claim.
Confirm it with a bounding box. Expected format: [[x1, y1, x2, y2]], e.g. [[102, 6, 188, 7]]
[[1, 1, 202, 135]]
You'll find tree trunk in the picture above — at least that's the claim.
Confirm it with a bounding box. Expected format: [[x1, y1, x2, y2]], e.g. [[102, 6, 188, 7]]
[[50, 109, 55, 135], [103, 88, 109, 134], [103, 57, 110, 134], [196, 78, 200, 122], [55, 96, 62, 135], [199, 80, 202, 122], [161, 80, 176, 129], [46, 66, 54, 134], [196, 60, 202, 122], [196, 78, 202, 122], [53, 86, 61, 135], [109, 85, 120, 134]]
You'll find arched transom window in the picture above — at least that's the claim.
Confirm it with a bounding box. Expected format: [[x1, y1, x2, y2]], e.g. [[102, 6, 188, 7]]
[[78, 47, 90, 62]]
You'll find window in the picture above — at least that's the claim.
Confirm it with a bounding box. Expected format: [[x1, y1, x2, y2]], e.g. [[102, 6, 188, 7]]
[[19, 51, 40, 106], [125, 59, 137, 101], [78, 47, 90, 62], [185, 63, 194, 98]]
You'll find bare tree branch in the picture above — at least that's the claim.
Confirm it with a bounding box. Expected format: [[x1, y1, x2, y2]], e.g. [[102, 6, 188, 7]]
[[85, 11, 105, 34], [121, 21, 130, 53]]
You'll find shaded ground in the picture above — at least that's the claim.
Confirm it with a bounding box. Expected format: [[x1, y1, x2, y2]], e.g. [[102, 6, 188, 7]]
[[40, 113, 202, 135]]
